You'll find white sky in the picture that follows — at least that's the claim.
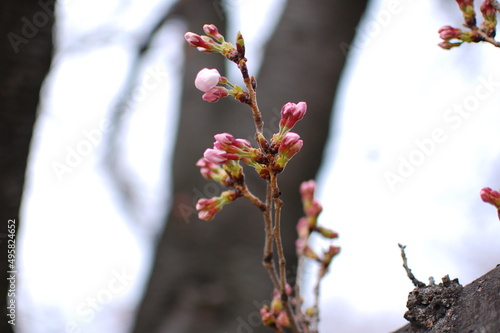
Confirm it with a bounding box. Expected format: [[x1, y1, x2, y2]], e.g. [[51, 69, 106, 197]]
[[17, 0, 500, 332]]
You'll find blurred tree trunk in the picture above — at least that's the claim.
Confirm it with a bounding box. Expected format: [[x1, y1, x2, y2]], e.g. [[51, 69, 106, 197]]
[[132, 0, 368, 332], [0, 1, 55, 332]]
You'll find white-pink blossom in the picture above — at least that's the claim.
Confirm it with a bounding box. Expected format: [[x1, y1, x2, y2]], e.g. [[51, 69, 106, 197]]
[[195, 68, 221, 92]]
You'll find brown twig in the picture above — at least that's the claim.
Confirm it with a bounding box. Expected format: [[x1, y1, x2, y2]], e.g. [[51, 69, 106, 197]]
[[269, 171, 302, 333], [398, 244, 426, 288], [471, 26, 500, 47], [239, 59, 264, 136], [262, 182, 281, 291]]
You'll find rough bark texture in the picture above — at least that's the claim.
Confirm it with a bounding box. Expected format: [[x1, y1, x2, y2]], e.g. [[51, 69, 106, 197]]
[[0, 1, 55, 332], [392, 266, 500, 333], [131, 0, 368, 332]]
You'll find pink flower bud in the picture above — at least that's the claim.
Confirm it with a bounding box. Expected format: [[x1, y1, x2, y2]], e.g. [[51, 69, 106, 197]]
[[480, 0, 497, 21], [203, 148, 237, 164], [280, 101, 307, 130], [196, 197, 222, 221], [300, 180, 316, 203], [306, 200, 323, 218], [274, 132, 303, 171], [195, 68, 221, 92], [296, 217, 310, 238], [196, 158, 230, 185], [438, 26, 462, 40], [196, 190, 240, 221], [456, 0, 476, 27], [276, 312, 290, 328], [480, 187, 500, 207], [202, 86, 228, 102], [203, 24, 224, 42], [260, 306, 275, 326]]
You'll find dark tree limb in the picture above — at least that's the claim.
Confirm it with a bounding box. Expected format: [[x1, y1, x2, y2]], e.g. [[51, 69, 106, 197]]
[[392, 265, 500, 333], [0, 1, 55, 332]]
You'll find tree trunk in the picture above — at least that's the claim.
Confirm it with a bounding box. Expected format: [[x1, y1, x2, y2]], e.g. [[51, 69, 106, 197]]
[[0, 1, 55, 332], [131, 1, 368, 332]]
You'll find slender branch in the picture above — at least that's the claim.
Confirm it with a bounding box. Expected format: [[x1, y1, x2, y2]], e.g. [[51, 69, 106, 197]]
[[398, 244, 425, 288], [270, 170, 302, 333], [309, 270, 322, 333], [262, 182, 281, 291], [235, 183, 266, 211], [238, 59, 264, 136], [471, 26, 500, 47]]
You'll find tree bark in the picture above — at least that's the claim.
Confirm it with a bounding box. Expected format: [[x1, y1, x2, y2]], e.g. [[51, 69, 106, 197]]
[[392, 266, 500, 333], [131, 1, 368, 332], [0, 1, 55, 332]]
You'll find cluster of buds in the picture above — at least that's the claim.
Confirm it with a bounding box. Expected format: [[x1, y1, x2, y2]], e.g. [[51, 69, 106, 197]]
[[438, 0, 498, 49], [260, 285, 293, 329], [185, 24, 244, 62], [296, 180, 340, 278], [194, 101, 307, 220], [196, 190, 241, 221], [194, 68, 249, 103], [480, 187, 500, 220]]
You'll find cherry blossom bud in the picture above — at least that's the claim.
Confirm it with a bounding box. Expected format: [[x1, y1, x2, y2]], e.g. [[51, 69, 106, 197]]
[[306, 200, 323, 219], [196, 190, 240, 221], [202, 86, 228, 102], [279, 101, 307, 131], [296, 217, 310, 239], [276, 312, 290, 328], [203, 24, 224, 42], [260, 306, 275, 326], [195, 68, 221, 92], [295, 238, 307, 254], [184, 32, 222, 53], [213, 133, 264, 165], [203, 148, 238, 164], [480, 187, 500, 219], [273, 132, 303, 171], [300, 180, 316, 205], [196, 197, 222, 221], [456, 0, 476, 27], [480, 187, 500, 206], [438, 40, 462, 49], [438, 26, 463, 40], [480, 0, 497, 37], [196, 158, 230, 185]]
